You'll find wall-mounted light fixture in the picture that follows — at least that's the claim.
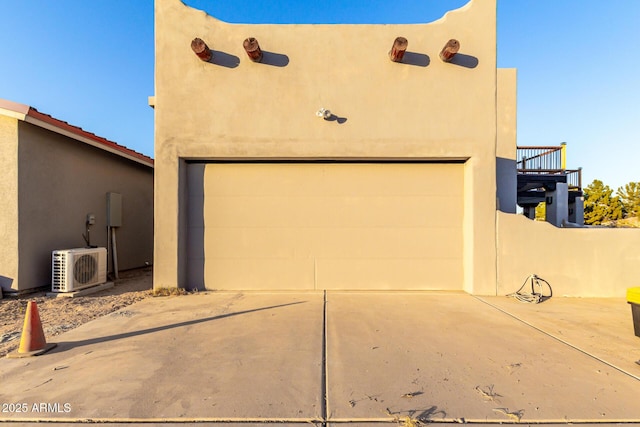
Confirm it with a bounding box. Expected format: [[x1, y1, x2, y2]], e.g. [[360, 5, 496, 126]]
[[439, 39, 460, 62], [389, 37, 408, 62], [243, 37, 263, 62], [316, 108, 332, 120], [191, 37, 212, 62]]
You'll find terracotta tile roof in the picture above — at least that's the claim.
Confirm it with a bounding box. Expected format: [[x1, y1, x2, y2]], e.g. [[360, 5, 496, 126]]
[[0, 98, 153, 168]]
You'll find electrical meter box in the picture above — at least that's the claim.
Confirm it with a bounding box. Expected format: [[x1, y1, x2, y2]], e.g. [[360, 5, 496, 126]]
[[107, 192, 122, 227]]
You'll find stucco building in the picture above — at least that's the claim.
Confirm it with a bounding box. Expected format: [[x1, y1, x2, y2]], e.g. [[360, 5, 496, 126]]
[[153, 0, 639, 296], [0, 99, 154, 294]]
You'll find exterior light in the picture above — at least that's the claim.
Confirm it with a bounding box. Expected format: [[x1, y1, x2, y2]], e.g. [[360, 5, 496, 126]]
[[243, 37, 263, 62], [439, 39, 460, 62], [316, 108, 332, 119], [191, 37, 212, 62], [389, 37, 408, 62]]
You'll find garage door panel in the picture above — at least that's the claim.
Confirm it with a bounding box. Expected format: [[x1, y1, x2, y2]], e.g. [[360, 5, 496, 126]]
[[318, 258, 463, 290], [205, 164, 324, 197], [197, 162, 463, 290], [205, 163, 462, 197], [206, 228, 299, 259], [205, 195, 461, 228], [310, 227, 461, 259], [205, 258, 315, 290], [206, 227, 461, 259]]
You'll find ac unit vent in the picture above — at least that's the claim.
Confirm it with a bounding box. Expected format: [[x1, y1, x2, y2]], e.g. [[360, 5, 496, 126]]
[[52, 247, 107, 292]]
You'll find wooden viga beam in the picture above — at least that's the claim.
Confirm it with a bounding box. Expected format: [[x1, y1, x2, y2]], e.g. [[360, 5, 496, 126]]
[[389, 37, 408, 62], [191, 37, 212, 62], [243, 37, 263, 62], [439, 39, 460, 62]]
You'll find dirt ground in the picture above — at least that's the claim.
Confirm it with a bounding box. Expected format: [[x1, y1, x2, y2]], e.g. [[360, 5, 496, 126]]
[[0, 267, 153, 358]]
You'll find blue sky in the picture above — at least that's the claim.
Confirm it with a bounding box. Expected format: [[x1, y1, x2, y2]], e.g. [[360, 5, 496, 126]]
[[0, 1, 638, 191]]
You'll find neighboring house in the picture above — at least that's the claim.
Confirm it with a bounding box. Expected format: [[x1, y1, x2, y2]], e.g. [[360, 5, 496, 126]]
[[0, 99, 154, 294], [153, 0, 640, 296]]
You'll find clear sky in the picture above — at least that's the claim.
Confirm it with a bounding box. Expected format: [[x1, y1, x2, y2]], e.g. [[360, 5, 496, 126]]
[[0, 1, 638, 191]]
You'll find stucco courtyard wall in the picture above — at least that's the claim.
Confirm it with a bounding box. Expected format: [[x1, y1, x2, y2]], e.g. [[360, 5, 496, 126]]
[[154, 0, 501, 293], [497, 212, 640, 297]]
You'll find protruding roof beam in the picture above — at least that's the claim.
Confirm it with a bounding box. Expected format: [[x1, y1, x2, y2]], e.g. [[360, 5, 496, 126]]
[[389, 37, 408, 62], [439, 39, 460, 62], [243, 37, 263, 62], [191, 37, 212, 62]]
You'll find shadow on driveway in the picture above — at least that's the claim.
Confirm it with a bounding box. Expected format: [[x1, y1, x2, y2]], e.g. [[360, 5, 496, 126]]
[[51, 301, 306, 353]]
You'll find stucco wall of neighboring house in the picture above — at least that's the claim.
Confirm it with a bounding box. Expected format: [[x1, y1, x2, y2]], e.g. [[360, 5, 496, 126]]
[[0, 116, 19, 291], [13, 121, 154, 291], [496, 69, 517, 214], [154, 0, 501, 293], [497, 212, 640, 297]]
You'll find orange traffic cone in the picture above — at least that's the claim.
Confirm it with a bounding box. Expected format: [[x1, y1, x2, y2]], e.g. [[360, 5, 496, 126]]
[[7, 301, 57, 358]]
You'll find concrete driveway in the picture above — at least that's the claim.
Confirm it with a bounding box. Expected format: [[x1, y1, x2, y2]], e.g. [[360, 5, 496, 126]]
[[1, 291, 639, 426]]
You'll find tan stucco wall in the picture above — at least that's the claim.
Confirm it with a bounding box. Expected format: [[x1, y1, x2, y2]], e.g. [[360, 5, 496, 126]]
[[497, 212, 640, 297], [0, 116, 19, 290], [154, 0, 499, 292], [11, 122, 154, 291]]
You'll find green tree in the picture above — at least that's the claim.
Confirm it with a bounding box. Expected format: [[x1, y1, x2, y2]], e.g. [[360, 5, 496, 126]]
[[617, 182, 640, 218], [583, 179, 623, 225]]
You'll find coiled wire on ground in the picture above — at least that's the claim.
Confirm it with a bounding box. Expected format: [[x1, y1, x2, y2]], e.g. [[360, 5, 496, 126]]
[[507, 274, 553, 303]]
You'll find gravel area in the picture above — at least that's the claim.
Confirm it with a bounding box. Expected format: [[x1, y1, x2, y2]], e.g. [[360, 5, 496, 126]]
[[0, 267, 152, 357]]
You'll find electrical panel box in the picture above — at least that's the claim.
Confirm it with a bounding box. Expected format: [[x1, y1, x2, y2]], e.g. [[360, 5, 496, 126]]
[[107, 192, 122, 227]]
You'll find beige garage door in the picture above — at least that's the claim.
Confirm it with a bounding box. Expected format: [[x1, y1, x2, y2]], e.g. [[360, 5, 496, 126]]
[[194, 162, 463, 290]]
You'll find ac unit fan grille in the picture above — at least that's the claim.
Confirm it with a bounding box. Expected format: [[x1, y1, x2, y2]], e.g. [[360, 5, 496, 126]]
[[74, 254, 98, 284]]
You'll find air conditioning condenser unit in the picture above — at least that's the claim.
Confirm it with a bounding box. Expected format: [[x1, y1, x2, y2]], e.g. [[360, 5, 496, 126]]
[[52, 247, 107, 292]]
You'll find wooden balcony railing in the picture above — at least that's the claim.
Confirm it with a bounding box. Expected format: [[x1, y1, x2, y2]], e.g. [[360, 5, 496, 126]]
[[516, 144, 582, 190], [517, 145, 565, 170]]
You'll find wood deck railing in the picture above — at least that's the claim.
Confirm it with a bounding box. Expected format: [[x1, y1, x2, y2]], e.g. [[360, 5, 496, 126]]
[[516, 144, 582, 190]]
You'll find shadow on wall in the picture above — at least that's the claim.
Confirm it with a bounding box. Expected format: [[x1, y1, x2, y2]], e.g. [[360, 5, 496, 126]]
[[206, 50, 290, 68], [449, 53, 478, 69], [325, 114, 348, 124], [395, 52, 476, 68], [209, 50, 240, 68], [202, 46, 472, 69], [401, 52, 430, 67], [185, 163, 205, 291], [0, 275, 14, 292], [496, 157, 517, 214], [260, 51, 289, 67]]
